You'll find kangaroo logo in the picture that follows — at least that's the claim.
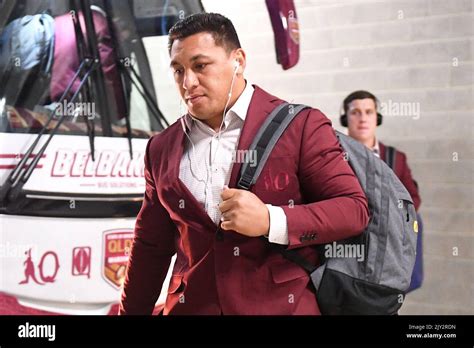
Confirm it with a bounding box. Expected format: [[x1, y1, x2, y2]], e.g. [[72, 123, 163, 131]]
[[19, 248, 60, 285]]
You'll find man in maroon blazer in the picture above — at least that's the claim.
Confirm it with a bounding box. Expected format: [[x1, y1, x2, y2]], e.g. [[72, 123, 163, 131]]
[[120, 13, 369, 315], [341, 90, 421, 210]]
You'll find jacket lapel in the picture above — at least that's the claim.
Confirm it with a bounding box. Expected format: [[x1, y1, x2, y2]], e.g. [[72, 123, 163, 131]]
[[165, 85, 283, 229], [166, 122, 217, 229]]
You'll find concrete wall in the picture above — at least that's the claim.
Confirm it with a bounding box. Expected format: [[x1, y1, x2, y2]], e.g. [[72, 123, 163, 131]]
[[149, 0, 474, 314]]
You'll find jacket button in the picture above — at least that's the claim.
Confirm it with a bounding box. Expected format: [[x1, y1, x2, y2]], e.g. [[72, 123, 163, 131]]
[[216, 228, 224, 241]]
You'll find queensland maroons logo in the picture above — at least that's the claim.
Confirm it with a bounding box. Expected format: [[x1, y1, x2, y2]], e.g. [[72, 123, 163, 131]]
[[102, 229, 134, 289]]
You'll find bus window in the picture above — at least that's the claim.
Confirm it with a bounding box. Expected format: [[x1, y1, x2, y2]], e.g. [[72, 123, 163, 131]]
[[0, 0, 204, 139]]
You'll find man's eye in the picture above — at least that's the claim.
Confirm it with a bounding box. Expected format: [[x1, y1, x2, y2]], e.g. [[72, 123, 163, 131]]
[[174, 68, 183, 75], [195, 63, 207, 70]]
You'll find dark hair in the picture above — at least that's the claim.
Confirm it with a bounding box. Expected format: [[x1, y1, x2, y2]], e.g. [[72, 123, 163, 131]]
[[168, 13, 241, 54], [343, 90, 378, 113]]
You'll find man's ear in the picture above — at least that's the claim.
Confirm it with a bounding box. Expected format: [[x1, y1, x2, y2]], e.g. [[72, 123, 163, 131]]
[[233, 48, 246, 75]]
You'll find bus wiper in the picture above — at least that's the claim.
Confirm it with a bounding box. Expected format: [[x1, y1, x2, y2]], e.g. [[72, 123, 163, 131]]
[[100, 3, 133, 159], [71, 0, 96, 161], [102, 0, 166, 157], [129, 62, 169, 129], [123, 90, 133, 159], [0, 58, 97, 204], [119, 60, 169, 129]]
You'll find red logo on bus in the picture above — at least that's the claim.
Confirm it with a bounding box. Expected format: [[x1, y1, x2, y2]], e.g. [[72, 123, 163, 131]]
[[72, 247, 91, 278], [19, 249, 60, 285]]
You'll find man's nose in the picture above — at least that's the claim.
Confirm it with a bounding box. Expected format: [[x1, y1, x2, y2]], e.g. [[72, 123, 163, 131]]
[[360, 112, 369, 122], [183, 69, 198, 90]]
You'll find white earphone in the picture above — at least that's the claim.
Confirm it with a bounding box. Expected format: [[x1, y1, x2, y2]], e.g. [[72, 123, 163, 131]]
[[212, 59, 239, 159], [181, 59, 239, 136], [180, 58, 241, 209]]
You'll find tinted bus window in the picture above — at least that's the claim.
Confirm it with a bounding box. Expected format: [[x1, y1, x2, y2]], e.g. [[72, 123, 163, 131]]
[[0, 0, 203, 138]]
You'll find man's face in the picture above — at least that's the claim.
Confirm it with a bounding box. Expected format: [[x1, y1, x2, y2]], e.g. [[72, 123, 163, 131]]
[[347, 98, 378, 144], [170, 32, 240, 121]]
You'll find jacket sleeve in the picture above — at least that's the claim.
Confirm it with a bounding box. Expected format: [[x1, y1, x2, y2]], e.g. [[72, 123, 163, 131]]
[[281, 109, 370, 250], [120, 136, 177, 314], [397, 151, 421, 211]]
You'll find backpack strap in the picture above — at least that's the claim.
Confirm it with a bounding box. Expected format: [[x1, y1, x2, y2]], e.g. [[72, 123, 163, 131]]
[[237, 102, 317, 273], [385, 146, 397, 170], [237, 102, 309, 190]]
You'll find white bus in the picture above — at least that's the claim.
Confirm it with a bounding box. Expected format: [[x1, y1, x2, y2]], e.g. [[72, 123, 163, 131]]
[[0, 0, 203, 315]]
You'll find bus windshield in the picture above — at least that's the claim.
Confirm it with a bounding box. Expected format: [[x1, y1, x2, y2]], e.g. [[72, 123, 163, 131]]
[[0, 0, 203, 138]]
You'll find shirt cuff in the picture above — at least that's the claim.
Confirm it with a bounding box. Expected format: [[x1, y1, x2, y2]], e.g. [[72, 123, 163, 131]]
[[266, 204, 289, 245]]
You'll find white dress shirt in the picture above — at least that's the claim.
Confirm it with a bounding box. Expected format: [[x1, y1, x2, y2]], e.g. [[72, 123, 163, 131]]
[[178, 82, 289, 245]]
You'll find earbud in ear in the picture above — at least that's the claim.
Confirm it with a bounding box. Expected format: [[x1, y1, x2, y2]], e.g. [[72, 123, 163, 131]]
[[233, 60, 240, 71]]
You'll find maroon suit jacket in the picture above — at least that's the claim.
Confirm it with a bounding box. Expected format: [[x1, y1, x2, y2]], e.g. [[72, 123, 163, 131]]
[[120, 86, 369, 315], [379, 142, 421, 211]]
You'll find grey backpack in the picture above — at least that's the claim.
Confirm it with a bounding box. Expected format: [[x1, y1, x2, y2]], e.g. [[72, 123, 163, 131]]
[[238, 103, 418, 315]]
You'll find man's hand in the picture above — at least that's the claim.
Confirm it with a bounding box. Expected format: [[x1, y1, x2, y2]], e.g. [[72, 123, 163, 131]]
[[218, 186, 270, 237]]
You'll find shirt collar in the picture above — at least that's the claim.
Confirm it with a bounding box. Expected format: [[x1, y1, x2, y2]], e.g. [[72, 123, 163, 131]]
[[371, 137, 380, 157], [183, 81, 254, 132], [228, 80, 253, 122]]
